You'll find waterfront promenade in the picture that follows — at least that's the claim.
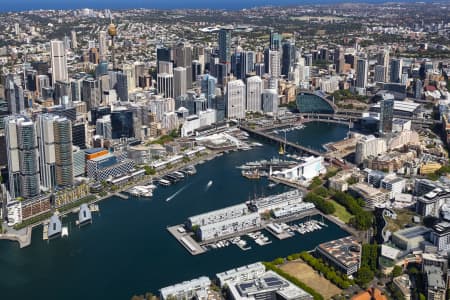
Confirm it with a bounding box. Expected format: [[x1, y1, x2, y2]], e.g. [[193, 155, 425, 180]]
[[0, 149, 225, 248]]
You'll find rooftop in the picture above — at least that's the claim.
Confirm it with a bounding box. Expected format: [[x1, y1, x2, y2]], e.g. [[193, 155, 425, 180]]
[[318, 236, 361, 268]]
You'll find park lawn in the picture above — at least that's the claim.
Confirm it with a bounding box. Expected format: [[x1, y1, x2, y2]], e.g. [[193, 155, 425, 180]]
[[328, 199, 353, 223], [280, 260, 342, 300]]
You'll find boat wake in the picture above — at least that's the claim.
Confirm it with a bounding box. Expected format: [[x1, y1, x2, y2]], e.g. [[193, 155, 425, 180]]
[[204, 180, 213, 192], [166, 183, 191, 202]]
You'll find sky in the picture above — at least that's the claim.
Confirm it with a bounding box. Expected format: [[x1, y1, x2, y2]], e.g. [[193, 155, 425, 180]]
[[0, 0, 423, 12]]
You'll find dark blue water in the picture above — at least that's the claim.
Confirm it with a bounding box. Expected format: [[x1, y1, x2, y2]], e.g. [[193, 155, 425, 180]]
[[277, 122, 350, 152], [0, 122, 349, 300], [0, 0, 431, 12]]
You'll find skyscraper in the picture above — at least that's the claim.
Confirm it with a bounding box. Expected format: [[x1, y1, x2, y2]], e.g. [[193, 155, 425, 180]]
[[173, 67, 187, 98], [201, 74, 217, 109], [5, 116, 40, 199], [50, 40, 68, 86], [264, 49, 281, 78], [414, 79, 423, 99], [174, 42, 193, 88], [245, 76, 263, 112], [37, 114, 73, 190], [355, 58, 368, 89], [226, 79, 246, 119], [111, 108, 134, 139], [218, 28, 232, 66], [5, 75, 24, 114], [281, 40, 296, 77], [334, 47, 345, 74], [377, 50, 389, 81], [379, 98, 394, 133], [374, 65, 386, 83], [54, 117, 73, 187], [269, 30, 281, 51], [71, 30, 78, 49], [390, 58, 403, 83], [98, 31, 107, 61], [157, 73, 174, 98], [262, 89, 279, 115]]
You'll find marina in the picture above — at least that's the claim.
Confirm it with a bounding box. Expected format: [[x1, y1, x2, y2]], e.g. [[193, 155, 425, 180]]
[[0, 122, 350, 300]]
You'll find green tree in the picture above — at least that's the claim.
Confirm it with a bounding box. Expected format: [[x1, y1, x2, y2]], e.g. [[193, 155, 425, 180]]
[[355, 266, 374, 287], [392, 265, 403, 278]]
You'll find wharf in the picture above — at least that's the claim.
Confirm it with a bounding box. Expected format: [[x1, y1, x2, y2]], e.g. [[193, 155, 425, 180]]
[[167, 225, 206, 255], [168, 208, 321, 255], [0, 227, 32, 248], [265, 224, 294, 240], [115, 192, 129, 200]]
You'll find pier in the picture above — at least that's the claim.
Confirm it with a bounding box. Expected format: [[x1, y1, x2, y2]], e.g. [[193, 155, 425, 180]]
[[115, 192, 129, 200], [0, 227, 32, 248], [167, 225, 206, 255], [168, 208, 322, 256]]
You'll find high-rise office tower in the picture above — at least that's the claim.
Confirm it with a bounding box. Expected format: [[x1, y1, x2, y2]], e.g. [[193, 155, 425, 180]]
[[218, 28, 232, 67], [82, 77, 100, 109], [116, 72, 129, 102], [379, 98, 394, 133], [226, 79, 246, 119], [390, 58, 403, 83], [134, 63, 146, 87], [54, 80, 71, 105], [201, 74, 217, 109], [122, 64, 135, 92], [374, 65, 386, 83], [98, 31, 107, 61], [377, 50, 389, 81], [50, 40, 68, 86], [158, 61, 173, 74], [281, 40, 296, 77], [174, 42, 193, 88], [269, 30, 281, 51], [262, 89, 279, 115], [157, 46, 171, 61], [414, 79, 423, 99], [355, 58, 368, 89], [5, 75, 24, 114], [111, 108, 134, 139], [241, 51, 255, 76], [173, 67, 187, 98], [5, 116, 40, 199], [37, 75, 50, 98], [245, 76, 263, 112], [71, 30, 78, 49], [157, 73, 174, 98], [265, 50, 281, 78], [334, 47, 345, 74], [192, 60, 202, 82]]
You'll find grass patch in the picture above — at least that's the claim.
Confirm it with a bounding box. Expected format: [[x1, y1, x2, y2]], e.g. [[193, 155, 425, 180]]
[[385, 209, 418, 232], [329, 199, 353, 223]]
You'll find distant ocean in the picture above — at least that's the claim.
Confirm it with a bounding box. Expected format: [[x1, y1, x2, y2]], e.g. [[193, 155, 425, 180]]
[[0, 0, 428, 13]]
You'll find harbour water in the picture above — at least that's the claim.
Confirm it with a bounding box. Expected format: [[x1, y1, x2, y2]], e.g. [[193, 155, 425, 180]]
[[0, 122, 349, 299]]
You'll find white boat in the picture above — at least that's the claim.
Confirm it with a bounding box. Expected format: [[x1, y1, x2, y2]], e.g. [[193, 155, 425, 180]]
[[206, 180, 213, 188], [61, 227, 69, 237]]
